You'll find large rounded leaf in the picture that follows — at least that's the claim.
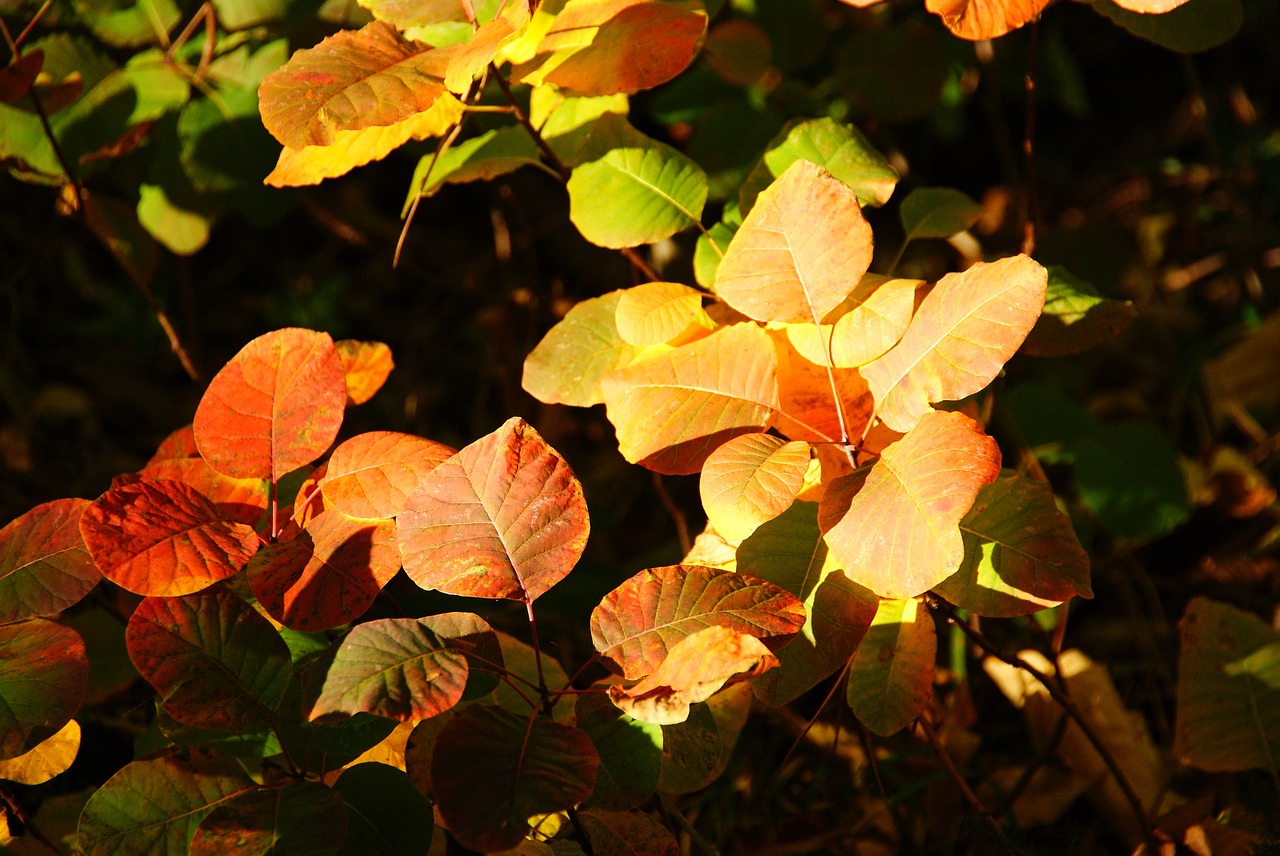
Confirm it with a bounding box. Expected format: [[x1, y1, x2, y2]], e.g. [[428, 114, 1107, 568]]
[[591, 564, 805, 680], [137, 457, 269, 527], [319, 431, 455, 519], [699, 433, 809, 542], [523, 291, 641, 407], [431, 704, 598, 852], [0, 498, 99, 624], [333, 763, 434, 855], [190, 781, 347, 856], [398, 418, 589, 603], [80, 480, 259, 597], [193, 328, 347, 481], [846, 597, 936, 736], [575, 692, 663, 810], [125, 587, 293, 733], [0, 619, 86, 760]]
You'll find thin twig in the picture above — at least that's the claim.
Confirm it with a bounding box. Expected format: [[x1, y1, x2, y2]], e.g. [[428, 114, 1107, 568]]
[[918, 716, 1015, 852], [1020, 17, 1040, 256], [525, 599, 554, 716], [650, 471, 691, 556]]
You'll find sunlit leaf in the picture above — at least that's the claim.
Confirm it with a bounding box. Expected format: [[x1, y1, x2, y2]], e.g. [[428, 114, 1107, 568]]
[[591, 564, 804, 680], [716, 159, 873, 324], [771, 333, 873, 444], [1093, 0, 1242, 53], [0, 719, 79, 785], [580, 809, 679, 856], [862, 255, 1047, 432], [149, 424, 201, 463], [320, 431, 455, 519], [784, 275, 920, 369], [444, 13, 526, 93], [311, 613, 499, 721], [602, 322, 779, 474], [924, 0, 1052, 39], [190, 781, 347, 856], [822, 410, 1001, 600], [78, 750, 256, 856], [699, 433, 809, 542], [615, 281, 713, 347], [356, 0, 475, 29], [935, 471, 1092, 617], [80, 480, 259, 597], [336, 339, 398, 405], [575, 691, 663, 810], [523, 291, 641, 407], [0, 498, 99, 624], [1175, 597, 1280, 773], [333, 763, 434, 855], [0, 620, 85, 761], [137, 183, 211, 255], [1021, 266, 1135, 357], [136, 458, 269, 527], [741, 117, 898, 212], [532, 89, 631, 167], [399, 417, 589, 602], [71, 0, 181, 48], [899, 187, 985, 241], [247, 508, 400, 631], [846, 597, 935, 736], [259, 21, 454, 149], [125, 587, 293, 732], [432, 704, 598, 852], [194, 328, 347, 481], [656, 682, 751, 795]]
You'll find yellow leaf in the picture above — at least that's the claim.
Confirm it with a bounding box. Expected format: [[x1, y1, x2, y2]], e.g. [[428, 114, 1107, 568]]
[[0, 720, 80, 785], [699, 432, 809, 542]]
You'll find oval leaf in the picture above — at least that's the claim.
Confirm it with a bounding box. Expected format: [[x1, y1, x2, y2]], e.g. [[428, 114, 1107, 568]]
[[0, 498, 99, 624], [846, 597, 936, 736], [925, 0, 1052, 39], [191, 781, 348, 856], [136, 457, 269, 527], [0, 719, 79, 785], [320, 431, 456, 519], [615, 281, 711, 347], [336, 339, 396, 405], [747, 116, 898, 210], [899, 186, 985, 241], [784, 275, 921, 369], [399, 417, 589, 602], [193, 328, 347, 481], [523, 291, 641, 407], [575, 692, 663, 810], [580, 809, 679, 856], [1022, 266, 1135, 357], [0, 619, 86, 760], [699, 433, 809, 542]]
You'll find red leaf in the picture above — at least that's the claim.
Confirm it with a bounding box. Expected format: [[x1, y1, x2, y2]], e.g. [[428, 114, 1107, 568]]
[[0, 498, 100, 624], [136, 458, 269, 527], [319, 431, 455, 519], [591, 564, 805, 680], [147, 424, 201, 464], [336, 339, 394, 405], [398, 417, 588, 602], [80, 481, 259, 597], [193, 328, 347, 482], [0, 619, 87, 760], [0, 50, 42, 103]]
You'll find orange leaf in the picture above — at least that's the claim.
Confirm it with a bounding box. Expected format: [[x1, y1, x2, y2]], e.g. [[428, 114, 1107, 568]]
[[784, 275, 921, 368], [862, 255, 1046, 433], [336, 339, 397, 405], [135, 458, 269, 528], [771, 332, 873, 444], [821, 410, 1000, 600], [193, 328, 347, 482], [925, 0, 1052, 39], [147, 424, 200, 464], [0, 499, 99, 624], [80, 481, 259, 597], [398, 418, 588, 602], [699, 433, 809, 543], [320, 431, 455, 519], [716, 159, 873, 324], [601, 322, 779, 474]]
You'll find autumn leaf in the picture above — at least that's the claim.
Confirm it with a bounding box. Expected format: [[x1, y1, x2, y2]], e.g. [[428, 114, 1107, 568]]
[[1021, 266, 1135, 357], [522, 291, 641, 407], [784, 275, 921, 369], [0, 498, 99, 624], [0, 620, 87, 761], [0, 719, 79, 785], [319, 431, 455, 519], [190, 781, 348, 856], [771, 332, 873, 444], [336, 339, 398, 405], [575, 692, 663, 809], [699, 432, 809, 542], [615, 281, 714, 347], [136, 458, 269, 527], [846, 597, 935, 736], [580, 809, 680, 856], [899, 187, 985, 240], [924, 0, 1052, 40]]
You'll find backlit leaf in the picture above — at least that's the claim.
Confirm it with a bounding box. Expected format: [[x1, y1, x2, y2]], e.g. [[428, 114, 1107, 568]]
[[601, 323, 779, 474], [247, 508, 400, 631], [78, 750, 256, 856], [190, 781, 347, 856], [1093, 0, 1242, 53], [489, 631, 568, 720], [1021, 266, 1135, 357], [615, 281, 712, 347], [444, 12, 527, 93], [935, 471, 1092, 617], [899, 187, 985, 240], [399, 418, 589, 602], [575, 692, 663, 809], [432, 704, 598, 852], [1110, 0, 1191, 10], [822, 410, 1001, 600], [320, 431, 455, 519], [580, 809, 679, 856], [0, 620, 86, 760], [259, 21, 453, 149], [784, 275, 920, 369], [310, 613, 499, 721], [336, 339, 398, 406], [716, 159, 873, 324], [925, 0, 1052, 39], [846, 597, 935, 736], [0, 50, 42, 103], [523, 291, 641, 407], [356, 0, 475, 29], [771, 334, 873, 444], [568, 113, 707, 248], [125, 587, 293, 732], [743, 117, 898, 211], [0, 719, 79, 784], [80, 480, 259, 597], [333, 763, 434, 855], [149, 424, 201, 463], [591, 564, 804, 680], [0, 498, 99, 624], [405, 126, 542, 204], [136, 458, 269, 527], [699, 433, 809, 542], [862, 255, 1047, 432], [194, 328, 347, 481]]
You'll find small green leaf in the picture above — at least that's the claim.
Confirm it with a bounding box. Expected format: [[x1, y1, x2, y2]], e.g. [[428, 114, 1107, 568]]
[[846, 597, 935, 736], [899, 187, 984, 241], [71, 0, 182, 48], [405, 125, 542, 208]]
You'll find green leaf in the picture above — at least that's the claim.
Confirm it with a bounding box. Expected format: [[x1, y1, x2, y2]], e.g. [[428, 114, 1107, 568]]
[[1021, 266, 1135, 357], [190, 781, 347, 856], [179, 87, 280, 197], [488, 631, 568, 719], [523, 291, 641, 408], [575, 692, 663, 810], [333, 763, 434, 856], [656, 682, 751, 795], [0, 498, 99, 625], [846, 597, 935, 736], [567, 114, 708, 248], [1092, 0, 1243, 53], [899, 187, 985, 241], [1073, 420, 1188, 539], [213, 0, 303, 29], [137, 183, 212, 255], [405, 125, 542, 206], [71, 0, 182, 48], [0, 620, 87, 760]]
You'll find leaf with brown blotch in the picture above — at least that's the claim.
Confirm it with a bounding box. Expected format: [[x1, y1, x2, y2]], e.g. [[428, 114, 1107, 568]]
[[821, 410, 1001, 600], [523, 291, 641, 407], [136, 458, 269, 527], [862, 255, 1047, 433], [846, 597, 935, 736], [609, 626, 776, 725], [320, 431, 455, 520], [80, 481, 259, 598], [770, 331, 873, 444], [615, 281, 714, 347], [0, 499, 100, 625], [398, 418, 588, 602], [785, 275, 921, 369], [925, 0, 1052, 39], [259, 21, 454, 150], [247, 508, 399, 632], [601, 322, 779, 475], [715, 159, 873, 325], [699, 433, 809, 543], [591, 564, 805, 680], [194, 328, 347, 482]]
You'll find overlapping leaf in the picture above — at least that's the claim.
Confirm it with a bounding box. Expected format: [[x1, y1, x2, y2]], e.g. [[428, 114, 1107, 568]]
[[741, 117, 898, 212], [332, 763, 434, 855], [0, 619, 86, 760], [336, 339, 397, 405], [899, 187, 985, 241], [924, 0, 1052, 39], [575, 692, 663, 809], [190, 781, 348, 856], [771, 333, 873, 443], [1021, 266, 1135, 357], [784, 275, 920, 369], [0, 719, 79, 784], [136, 458, 269, 527], [601, 322, 779, 474], [699, 433, 809, 542], [80, 480, 259, 597], [822, 410, 1001, 600], [656, 683, 751, 795], [193, 328, 347, 481], [862, 255, 1047, 432], [125, 587, 293, 732], [0, 498, 99, 624], [615, 281, 713, 347], [320, 431, 455, 519], [580, 809, 680, 856], [846, 597, 935, 735], [398, 417, 589, 601], [523, 291, 641, 407], [591, 564, 804, 680]]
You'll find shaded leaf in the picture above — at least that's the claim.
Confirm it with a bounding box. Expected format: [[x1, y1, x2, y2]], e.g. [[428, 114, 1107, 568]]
[[333, 763, 434, 856], [822, 410, 1001, 600], [194, 328, 347, 481], [935, 471, 1092, 617], [580, 809, 679, 856], [601, 323, 779, 474], [0, 620, 86, 760], [656, 682, 751, 794], [1093, 0, 1242, 53], [489, 631, 568, 719], [523, 293, 642, 408], [80, 480, 259, 597], [575, 691, 663, 810], [0, 498, 99, 624], [742, 117, 898, 212], [0, 50, 42, 103], [0, 719, 79, 785], [190, 781, 347, 856], [699, 433, 809, 542], [591, 564, 805, 680], [431, 704, 598, 852], [278, 686, 398, 775], [336, 339, 398, 406], [862, 255, 1047, 432], [899, 187, 984, 240], [320, 431, 456, 519], [925, 0, 1052, 39], [784, 275, 921, 369], [846, 597, 935, 736], [406, 125, 542, 203], [1022, 266, 1135, 357], [125, 587, 293, 732], [615, 281, 712, 347], [1073, 420, 1188, 539]]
